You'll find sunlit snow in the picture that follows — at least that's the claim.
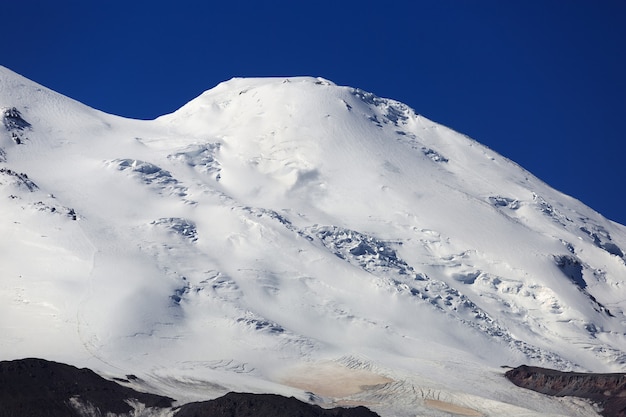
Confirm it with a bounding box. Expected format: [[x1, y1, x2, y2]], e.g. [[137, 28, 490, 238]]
[[1, 66, 625, 416]]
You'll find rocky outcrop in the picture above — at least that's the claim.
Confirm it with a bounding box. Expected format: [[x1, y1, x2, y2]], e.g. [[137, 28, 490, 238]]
[[505, 365, 626, 417], [0, 358, 174, 417], [2, 107, 30, 144], [175, 391, 380, 417], [0, 359, 380, 417], [2, 107, 31, 131]]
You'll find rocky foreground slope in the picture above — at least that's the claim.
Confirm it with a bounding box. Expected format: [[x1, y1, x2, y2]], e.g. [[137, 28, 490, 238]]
[[506, 365, 626, 417], [0, 359, 379, 417]]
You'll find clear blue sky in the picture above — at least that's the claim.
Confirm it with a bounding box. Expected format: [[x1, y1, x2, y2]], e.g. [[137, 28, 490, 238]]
[[4, 0, 625, 225]]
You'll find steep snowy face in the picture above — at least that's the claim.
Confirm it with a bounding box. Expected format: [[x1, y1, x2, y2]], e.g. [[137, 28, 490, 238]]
[[1, 66, 625, 416]]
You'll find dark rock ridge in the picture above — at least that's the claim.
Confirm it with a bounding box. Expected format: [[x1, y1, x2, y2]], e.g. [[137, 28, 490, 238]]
[[175, 392, 380, 417], [2, 107, 31, 131], [505, 365, 626, 417], [0, 358, 174, 416], [2, 106, 30, 144], [0, 359, 380, 417]]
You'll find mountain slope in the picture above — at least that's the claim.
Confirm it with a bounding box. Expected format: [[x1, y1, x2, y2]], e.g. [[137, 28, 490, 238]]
[[0, 358, 174, 416], [1, 66, 625, 416]]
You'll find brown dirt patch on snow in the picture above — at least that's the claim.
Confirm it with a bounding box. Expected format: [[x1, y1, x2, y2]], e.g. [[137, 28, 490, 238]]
[[424, 399, 482, 416], [280, 361, 393, 398]]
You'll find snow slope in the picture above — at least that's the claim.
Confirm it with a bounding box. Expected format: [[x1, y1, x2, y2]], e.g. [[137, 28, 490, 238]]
[[1, 66, 625, 416]]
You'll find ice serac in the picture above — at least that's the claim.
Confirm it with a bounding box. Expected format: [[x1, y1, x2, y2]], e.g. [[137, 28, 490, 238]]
[[1, 65, 625, 417]]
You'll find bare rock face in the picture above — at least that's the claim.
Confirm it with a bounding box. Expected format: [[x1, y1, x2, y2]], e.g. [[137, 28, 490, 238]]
[[0, 359, 380, 417], [0, 358, 174, 417], [174, 391, 380, 417], [505, 365, 626, 417]]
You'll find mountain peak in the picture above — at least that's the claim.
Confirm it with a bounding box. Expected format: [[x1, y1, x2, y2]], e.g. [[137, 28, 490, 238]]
[[1, 67, 625, 417]]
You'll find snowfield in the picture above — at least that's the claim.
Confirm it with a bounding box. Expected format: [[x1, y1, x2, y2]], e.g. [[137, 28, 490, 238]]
[[1, 66, 625, 416]]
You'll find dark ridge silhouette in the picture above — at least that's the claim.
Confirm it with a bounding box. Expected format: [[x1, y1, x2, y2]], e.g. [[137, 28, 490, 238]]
[[174, 391, 380, 417], [0, 359, 381, 417], [0, 358, 174, 417], [505, 365, 626, 417]]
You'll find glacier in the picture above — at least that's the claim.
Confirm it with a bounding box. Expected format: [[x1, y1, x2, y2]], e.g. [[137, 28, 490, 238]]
[[1, 66, 625, 416]]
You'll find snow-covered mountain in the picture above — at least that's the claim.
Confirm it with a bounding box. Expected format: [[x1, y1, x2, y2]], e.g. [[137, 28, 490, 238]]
[[1, 65, 625, 416]]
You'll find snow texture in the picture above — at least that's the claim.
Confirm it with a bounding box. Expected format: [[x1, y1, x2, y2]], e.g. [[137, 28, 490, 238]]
[[1, 66, 626, 417]]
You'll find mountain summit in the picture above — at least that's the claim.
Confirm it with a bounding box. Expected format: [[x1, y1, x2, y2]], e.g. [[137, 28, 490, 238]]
[[1, 66, 625, 416]]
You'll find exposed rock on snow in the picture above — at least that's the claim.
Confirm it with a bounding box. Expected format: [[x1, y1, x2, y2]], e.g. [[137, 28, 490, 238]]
[[2, 106, 30, 144], [2, 107, 31, 131], [0, 358, 174, 417], [422, 147, 449, 163], [0, 358, 380, 417], [0, 167, 38, 191], [175, 392, 380, 417], [505, 365, 626, 417]]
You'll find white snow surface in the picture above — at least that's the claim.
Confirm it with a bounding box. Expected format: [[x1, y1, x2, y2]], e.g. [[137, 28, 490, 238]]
[[1, 66, 625, 416]]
